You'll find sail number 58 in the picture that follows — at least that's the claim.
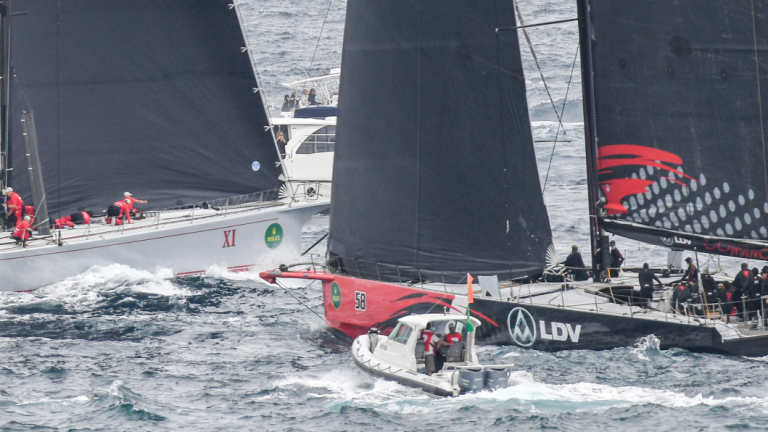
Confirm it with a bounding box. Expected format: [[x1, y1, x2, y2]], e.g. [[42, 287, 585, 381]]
[[354, 291, 367, 311]]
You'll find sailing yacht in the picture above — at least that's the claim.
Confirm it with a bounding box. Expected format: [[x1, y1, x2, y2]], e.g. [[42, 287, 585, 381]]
[[261, 0, 768, 356], [0, 1, 327, 291]]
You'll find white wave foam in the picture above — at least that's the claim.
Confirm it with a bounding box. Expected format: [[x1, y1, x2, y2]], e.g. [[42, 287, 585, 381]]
[[272, 368, 425, 404], [0, 264, 191, 313], [16, 394, 89, 406], [461, 370, 768, 412], [294, 367, 768, 415]]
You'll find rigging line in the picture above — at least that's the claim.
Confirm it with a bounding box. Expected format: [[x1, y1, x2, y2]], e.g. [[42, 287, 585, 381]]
[[307, 0, 334, 72], [750, 0, 768, 202], [496, 17, 578, 32], [274, 279, 325, 322], [512, 1, 569, 143], [542, 44, 580, 192], [301, 231, 328, 256]]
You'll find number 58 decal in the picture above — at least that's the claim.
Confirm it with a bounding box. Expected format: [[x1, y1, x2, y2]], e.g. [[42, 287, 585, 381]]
[[354, 291, 367, 311]]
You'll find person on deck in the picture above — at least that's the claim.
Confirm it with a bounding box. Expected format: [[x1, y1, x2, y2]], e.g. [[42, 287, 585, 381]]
[[733, 263, 751, 315], [12, 215, 32, 246], [563, 245, 588, 281], [2, 187, 24, 229], [105, 198, 131, 225], [609, 240, 624, 275], [444, 322, 462, 343], [679, 257, 699, 286], [422, 326, 439, 375], [749, 267, 762, 319], [122, 192, 147, 218], [638, 263, 662, 305], [593, 246, 604, 279], [54, 211, 93, 229], [308, 88, 319, 105], [281, 94, 293, 112]]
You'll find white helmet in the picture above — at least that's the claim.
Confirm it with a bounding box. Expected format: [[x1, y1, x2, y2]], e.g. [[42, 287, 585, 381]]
[[124, 192, 133, 197], [23, 215, 30, 221], [2, 186, 12, 195]]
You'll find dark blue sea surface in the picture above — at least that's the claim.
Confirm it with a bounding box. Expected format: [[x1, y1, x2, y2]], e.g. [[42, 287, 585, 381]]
[[3, 0, 768, 430]]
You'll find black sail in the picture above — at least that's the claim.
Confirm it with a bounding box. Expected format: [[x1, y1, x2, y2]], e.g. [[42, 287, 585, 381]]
[[6, 0, 281, 216], [580, 0, 768, 260], [327, 0, 553, 282]]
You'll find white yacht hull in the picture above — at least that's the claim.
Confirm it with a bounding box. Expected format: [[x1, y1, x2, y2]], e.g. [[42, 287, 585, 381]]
[[0, 200, 326, 291]]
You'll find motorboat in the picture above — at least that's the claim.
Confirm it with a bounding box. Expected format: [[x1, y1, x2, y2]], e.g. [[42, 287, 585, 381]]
[[352, 313, 513, 397]]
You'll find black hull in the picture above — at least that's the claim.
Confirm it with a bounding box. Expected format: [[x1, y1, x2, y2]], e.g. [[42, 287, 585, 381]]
[[473, 297, 768, 357]]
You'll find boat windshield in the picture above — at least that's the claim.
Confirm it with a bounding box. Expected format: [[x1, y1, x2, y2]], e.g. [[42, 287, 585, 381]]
[[296, 126, 336, 154], [388, 323, 412, 344]]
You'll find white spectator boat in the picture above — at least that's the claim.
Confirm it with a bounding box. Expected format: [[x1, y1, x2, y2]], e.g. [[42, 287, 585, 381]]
[[352, 313, 513, 397]]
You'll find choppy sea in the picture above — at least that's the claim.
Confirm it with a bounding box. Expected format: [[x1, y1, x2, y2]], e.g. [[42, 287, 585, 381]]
[[3, 1, 768, 431]]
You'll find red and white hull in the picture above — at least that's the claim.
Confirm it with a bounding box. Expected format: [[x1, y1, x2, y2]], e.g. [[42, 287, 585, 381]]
[[1, 200, 326, 291]]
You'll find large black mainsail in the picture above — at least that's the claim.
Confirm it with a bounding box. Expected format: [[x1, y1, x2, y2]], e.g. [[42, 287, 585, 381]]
[[4, 0, 281, 217], [580, 0, 768, 260], [327, 0, 553, 282]]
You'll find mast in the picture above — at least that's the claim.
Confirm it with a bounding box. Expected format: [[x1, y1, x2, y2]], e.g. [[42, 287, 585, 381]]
[[576, 0, 606, 280]]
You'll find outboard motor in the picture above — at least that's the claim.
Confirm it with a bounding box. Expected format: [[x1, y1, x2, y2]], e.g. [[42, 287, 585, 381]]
[[458, 367, 484, 393], [484, 367, 510, 390], [368, 327, 380, 352]]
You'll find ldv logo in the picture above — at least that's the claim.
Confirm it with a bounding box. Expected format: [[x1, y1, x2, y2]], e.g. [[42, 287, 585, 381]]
[[507, 307, 581, 346], [223, 229, 237, 248]]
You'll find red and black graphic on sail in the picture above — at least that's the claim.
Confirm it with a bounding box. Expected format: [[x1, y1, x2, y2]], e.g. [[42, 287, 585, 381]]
[[597, 144, 695, 215]]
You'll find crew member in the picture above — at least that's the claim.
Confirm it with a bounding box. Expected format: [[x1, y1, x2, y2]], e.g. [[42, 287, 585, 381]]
[[2, 187, 24, 228], [422, 326, 439, 375], [105, 198, 131, 225], [12, 215, 32, 246], [638, 263, 662, 306], [54, 211, 93, 229], [444, 322, 462, 343], [672, 282, 692, 313], [122, 192, 148, 220], [609, 240, 624, 275], [733, 263, 751, 314], [680, 257, 699, 286], [563, 245, 588, 281]]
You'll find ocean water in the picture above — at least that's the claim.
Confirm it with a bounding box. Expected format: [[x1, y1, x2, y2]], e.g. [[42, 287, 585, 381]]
[[3, 1, 768, 431]]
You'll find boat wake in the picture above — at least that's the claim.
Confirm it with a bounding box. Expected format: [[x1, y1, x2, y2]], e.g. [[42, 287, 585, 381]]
[[278, 365, 768, 416]]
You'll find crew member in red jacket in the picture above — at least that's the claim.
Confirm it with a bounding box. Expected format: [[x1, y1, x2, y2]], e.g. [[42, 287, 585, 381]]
[[54, 211, 93, 229], [444, 322, 462, 343], [2, 187, 24, 227], [12, 215, 32, 246], [123, 192, 148, 219], [105, 199, 131, 225]]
